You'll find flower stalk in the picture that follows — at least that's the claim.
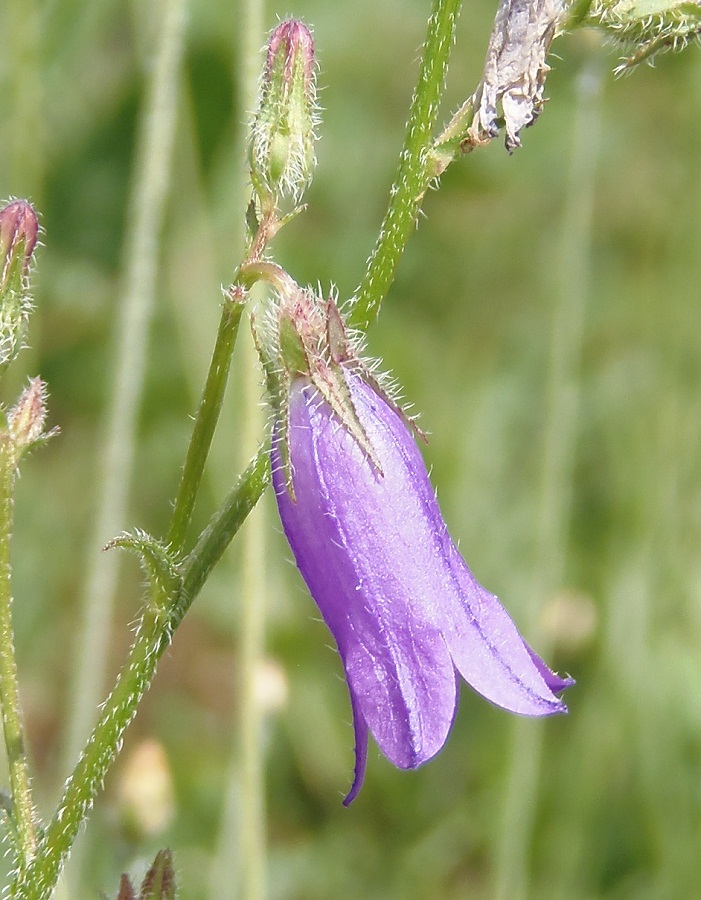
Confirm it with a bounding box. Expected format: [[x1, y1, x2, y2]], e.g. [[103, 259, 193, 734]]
[[167, 290, 245, 553], [9, 449, 268, 899], [11, 17, 312, 892], [349, 0, 462, 332], [0, 433, 38, 874]]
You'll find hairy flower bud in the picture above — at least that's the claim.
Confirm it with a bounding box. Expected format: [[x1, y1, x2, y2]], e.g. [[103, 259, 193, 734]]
[[0, 200, 38, 284], [7, 377, 48, 451], [0, 199, 39, 369], [249, 19, 318, 203]]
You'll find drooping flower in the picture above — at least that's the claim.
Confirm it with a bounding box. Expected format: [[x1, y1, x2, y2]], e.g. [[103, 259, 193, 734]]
[[262, 288, 572, 804]]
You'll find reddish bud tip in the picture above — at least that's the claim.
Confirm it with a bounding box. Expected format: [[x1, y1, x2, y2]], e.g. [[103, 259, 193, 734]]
[[0, 200, 39, 279], [249, 19, 318, 202], [267, 19, 315, 92]]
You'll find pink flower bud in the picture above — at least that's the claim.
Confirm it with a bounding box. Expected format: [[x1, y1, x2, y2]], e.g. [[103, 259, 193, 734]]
[[0, 200, 39, 368], [8, 378, 48, 449], [249, 20, 318, 202], [0, 200, 39, 288]]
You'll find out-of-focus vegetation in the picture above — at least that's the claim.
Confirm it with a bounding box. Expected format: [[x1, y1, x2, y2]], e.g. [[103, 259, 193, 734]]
[[1, 0, 701, 897]]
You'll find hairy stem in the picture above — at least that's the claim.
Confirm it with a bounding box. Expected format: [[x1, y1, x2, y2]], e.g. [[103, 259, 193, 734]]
[[182, 447, 269, 604], [0, 438, 37, 873], [349, 0, 462, 331], [10, 448, 268, 899], [168, 293, 245, 553]]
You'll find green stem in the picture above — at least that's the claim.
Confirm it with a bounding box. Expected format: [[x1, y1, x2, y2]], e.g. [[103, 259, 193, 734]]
[[167, 293, 245, 553], [12, 603, 168, 900], [0, 438, 37, 872], [10, 449, 268, 899], [181, 447, 269, 603], [348, 0, 462, 332]]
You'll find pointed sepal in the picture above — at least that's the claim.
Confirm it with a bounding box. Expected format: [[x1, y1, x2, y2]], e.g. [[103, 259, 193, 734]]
[[254, 285, 399, 496], [138, 849, 176, 900], [114, 874, 136, 900], [110, 850, 176, 900]]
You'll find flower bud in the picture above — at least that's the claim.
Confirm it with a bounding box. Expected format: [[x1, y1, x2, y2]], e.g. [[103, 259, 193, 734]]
[[249, 19, 318, 203], [0, 200, 38, 287], [0, 199, 39, 369], [7, 378, 48, 451]]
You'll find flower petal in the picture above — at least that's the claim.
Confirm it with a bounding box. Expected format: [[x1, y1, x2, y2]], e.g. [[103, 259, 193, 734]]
[[524, 644, 575, 694], [273, 372, 571, 799], [343, 691, 368, 806], [273, 381, 458, 774], [439, 550, 570, 715]]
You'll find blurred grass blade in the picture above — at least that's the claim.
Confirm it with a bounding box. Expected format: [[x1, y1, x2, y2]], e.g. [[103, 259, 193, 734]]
[[61, 0, 188, 862], [495, 60, 604, 900]]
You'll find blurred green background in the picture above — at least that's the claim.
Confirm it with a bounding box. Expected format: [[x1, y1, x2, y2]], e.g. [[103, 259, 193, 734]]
[[2, 0, 701, 897]]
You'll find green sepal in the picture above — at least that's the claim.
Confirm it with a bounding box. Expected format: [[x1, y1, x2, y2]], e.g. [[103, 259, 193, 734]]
[[583, 0, 701, 69], [251, 308, 295, 498], [257, 287, 386, 497], [313, 299, 383, 473], [327, 300, 426, 446], [279, 310, 310, 376]]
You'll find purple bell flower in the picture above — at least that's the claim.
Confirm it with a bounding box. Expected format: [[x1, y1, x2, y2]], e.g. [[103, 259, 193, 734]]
[[272, 368, 573, 804]]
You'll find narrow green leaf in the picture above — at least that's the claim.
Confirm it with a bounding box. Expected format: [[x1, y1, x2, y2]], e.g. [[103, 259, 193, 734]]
[[106, 531, 183, 603]]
